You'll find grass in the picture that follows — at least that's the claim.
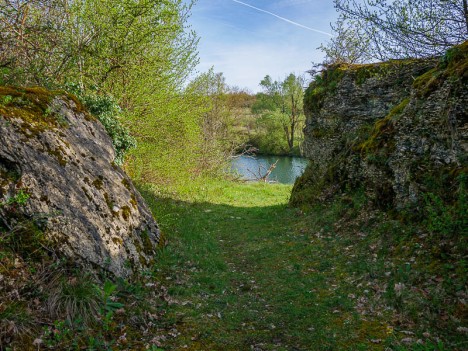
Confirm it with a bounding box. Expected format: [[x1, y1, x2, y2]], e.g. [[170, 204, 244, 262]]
[[1, 177, 465, 350], [136, 179, 467, 351]]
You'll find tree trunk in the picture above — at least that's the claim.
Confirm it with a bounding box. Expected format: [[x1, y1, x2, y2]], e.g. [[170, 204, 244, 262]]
[[289, 95, 296, 153]]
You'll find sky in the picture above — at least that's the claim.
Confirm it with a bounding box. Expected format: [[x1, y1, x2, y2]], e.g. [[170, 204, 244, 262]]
[[186, 0, 339, 92]]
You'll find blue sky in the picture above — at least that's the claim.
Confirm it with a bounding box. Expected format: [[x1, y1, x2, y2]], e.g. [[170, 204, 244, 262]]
[[187, 0, 338, 92]]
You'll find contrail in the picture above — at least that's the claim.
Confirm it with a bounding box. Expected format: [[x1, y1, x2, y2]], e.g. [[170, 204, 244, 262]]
[[232, 0, 333, 37]]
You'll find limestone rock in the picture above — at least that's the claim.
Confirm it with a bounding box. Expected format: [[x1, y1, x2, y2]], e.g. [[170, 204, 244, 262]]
[[0, 87, 159, 277], [292, 42, 467, 208]]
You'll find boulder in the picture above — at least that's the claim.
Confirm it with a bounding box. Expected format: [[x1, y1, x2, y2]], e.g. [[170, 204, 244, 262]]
[[0, 86, 160, 277]]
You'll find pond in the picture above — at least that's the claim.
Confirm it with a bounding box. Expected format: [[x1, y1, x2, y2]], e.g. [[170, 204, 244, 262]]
[[229, 155, 309, 184]]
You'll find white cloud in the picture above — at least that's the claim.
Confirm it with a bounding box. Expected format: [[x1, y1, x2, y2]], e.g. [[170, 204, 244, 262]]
[[195, 41, 321, 92], [187, 0, 337, 91]]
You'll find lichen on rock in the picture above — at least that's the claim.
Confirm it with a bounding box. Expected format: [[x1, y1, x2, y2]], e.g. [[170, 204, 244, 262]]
[[0, 86, 159, 277], [291, 42, 468, 210]]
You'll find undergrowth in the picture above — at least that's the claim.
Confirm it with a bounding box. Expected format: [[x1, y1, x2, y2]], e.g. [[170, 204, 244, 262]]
[[1, 177, 466, 350], [0, 189, 167, 350], [140, 180, 467, 350]]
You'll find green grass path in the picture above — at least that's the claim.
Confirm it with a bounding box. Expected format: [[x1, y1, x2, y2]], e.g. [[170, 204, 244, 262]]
[[141, 182, 388, 351]]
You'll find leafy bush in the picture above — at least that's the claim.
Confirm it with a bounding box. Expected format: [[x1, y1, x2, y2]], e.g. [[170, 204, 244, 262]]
[[65, 84, 136, 165]]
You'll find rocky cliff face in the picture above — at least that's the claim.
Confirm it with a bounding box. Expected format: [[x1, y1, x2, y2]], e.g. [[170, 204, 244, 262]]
[[291, 42, 467, 209], [0, 87, 160, 277]]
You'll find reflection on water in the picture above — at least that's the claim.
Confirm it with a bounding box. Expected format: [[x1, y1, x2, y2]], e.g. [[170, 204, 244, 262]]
[[230, 155, 309, 184]]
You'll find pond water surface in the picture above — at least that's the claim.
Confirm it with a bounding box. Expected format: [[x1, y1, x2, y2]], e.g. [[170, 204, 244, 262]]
[[230, 155, 309, 184]]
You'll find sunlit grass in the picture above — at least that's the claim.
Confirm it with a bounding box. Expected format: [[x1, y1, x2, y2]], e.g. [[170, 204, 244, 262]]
[[141, 181, 388, 350], [138, 178, 466, 350]]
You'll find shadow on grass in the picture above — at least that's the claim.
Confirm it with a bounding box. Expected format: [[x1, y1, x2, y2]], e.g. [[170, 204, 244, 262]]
[[136, 184, 391, 351]]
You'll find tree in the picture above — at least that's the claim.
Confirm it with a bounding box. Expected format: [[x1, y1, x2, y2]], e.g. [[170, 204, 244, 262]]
[[319, 17, 371, 64], [252, 73, 306, 154], [328, 0, 468, 61], [0, 0, 199, 109], [186, 70, 234, 175], [0, 0, 210, 183]]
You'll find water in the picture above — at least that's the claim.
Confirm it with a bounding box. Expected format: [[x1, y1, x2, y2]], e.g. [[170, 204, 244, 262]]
[[230, 155, 309, 184]]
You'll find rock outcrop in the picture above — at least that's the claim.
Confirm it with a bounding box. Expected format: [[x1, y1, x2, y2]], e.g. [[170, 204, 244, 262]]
[[0, 86, 160, 277], [291, 42, 467, 209]]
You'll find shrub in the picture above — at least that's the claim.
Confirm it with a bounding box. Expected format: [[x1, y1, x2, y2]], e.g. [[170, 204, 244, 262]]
[[65, 84, 136, 165]]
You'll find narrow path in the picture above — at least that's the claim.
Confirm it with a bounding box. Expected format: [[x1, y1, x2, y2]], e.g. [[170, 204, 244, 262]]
[[146, 183, 386, 351]]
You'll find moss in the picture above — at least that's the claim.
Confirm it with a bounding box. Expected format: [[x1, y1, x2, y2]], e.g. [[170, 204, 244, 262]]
[[311, 128, 334, 138], [139, 230, 154, 255], [121, 205, 131, 221], [112, 237, 123, 245], [130, 194, 137, 209], [81, 187, 93, 202], [0, 87, 61, 131], [358, 98, 410, 154], [103, 192, 113, 211], [412, 68, 443, 97], [92, 176, 104, 190], [289, 163, 324, 207], [304, 65, 346, 113], [351, 58, 427, 84], [157, 231, 166, 249], [121, 178, 131, 190], [304, 59, 429, 115], [413, 41, 468, 97], [0, 86, 96, 135], [58, 91, 92, 118], [138, 255, 148, 266], [46, 146, 68, 167]]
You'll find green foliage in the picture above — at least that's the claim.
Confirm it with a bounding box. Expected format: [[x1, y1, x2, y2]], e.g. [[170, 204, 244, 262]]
[[0, 95, 13, 105], [0, 0, 206, 183], [0, 189, 51, 260], [413, 41, 468, 97], [304, 65, 345, 113], [423, 174, 467, 237], [0, 189, 29, 207], [0, 0, 198, 90], [101, 280, 124, 314], [252, 73, 306, 154], [358, 98, 410, 154], [0, 219, 48, 261], [250, 112, 290, 154], [319, 16, 371, 64], [392, 341, 447, 351], [65, 84, 136, 165], [185, 70, 238, 176]]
